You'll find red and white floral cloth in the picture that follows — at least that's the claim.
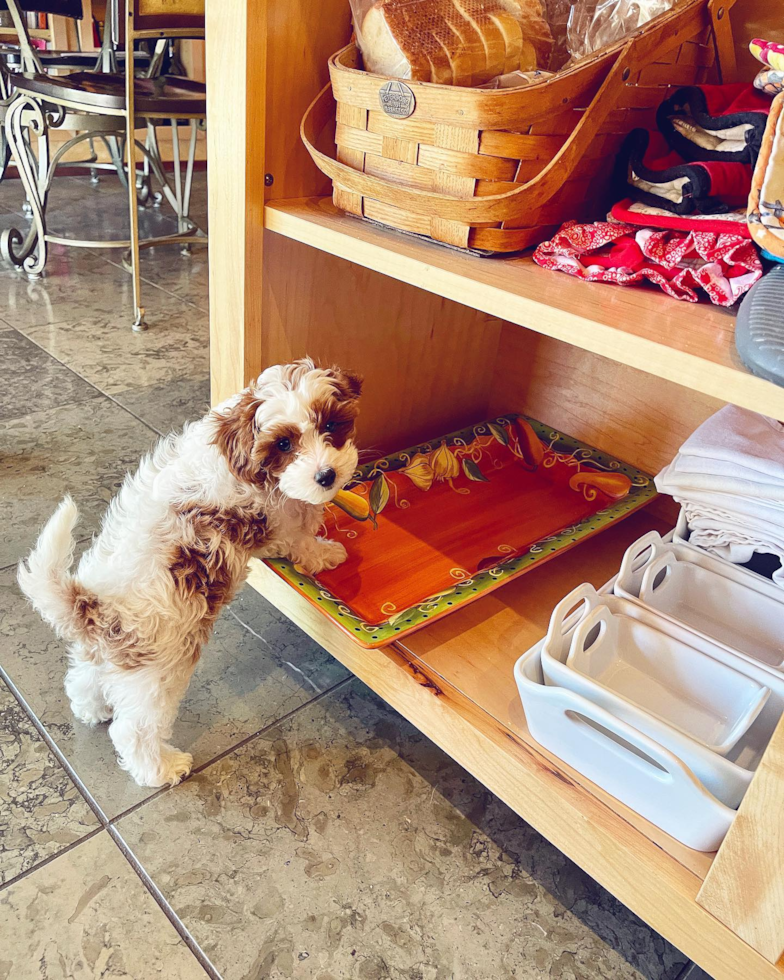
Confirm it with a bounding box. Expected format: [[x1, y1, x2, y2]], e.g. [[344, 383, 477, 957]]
[[532, 220, 762, 307]]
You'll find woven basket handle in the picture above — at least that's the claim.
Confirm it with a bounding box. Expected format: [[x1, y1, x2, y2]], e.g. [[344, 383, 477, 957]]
[[301, 43, 635, 223], [301, 0, 735, 223]]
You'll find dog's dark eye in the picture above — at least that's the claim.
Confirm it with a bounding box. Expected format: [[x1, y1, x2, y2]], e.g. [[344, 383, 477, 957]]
[[324, 421, 338, 433], [276, 437, 292, 452]]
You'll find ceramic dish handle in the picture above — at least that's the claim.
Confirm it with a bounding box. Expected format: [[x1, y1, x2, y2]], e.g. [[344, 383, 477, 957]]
[[617, 531, 665, 593], [548, 680, 707, 790], [544, 584, 601, 661], [639, 552, 678, 603], [566, 605, 614, 670]]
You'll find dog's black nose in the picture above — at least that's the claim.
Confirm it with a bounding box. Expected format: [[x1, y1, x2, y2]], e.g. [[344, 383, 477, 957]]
[[315, 467, 336, 488]]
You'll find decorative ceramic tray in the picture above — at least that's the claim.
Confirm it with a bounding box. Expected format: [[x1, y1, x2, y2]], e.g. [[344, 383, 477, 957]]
[[265, 413, 656, 647]]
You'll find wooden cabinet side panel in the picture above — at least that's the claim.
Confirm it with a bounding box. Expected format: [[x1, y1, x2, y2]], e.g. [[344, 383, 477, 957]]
[[264, 0, 352, 200], [697, 715, 784, 964], [261, 233, 502, 452], [207, 0, 266, 404]]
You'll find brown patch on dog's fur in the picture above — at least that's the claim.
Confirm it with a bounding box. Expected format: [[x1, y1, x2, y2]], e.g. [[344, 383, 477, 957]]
[[255, 424, 301, 480], [328, 368, 363, 403], [64, 504, 268, 669], [312, 395, 359, 449], [170, 504, 268, 644], [67, 583, 149, 669], [211, 391, 266, 484]]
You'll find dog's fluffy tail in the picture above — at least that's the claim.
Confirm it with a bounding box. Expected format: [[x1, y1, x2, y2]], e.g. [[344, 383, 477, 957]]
[[18, 496, 86, 643]]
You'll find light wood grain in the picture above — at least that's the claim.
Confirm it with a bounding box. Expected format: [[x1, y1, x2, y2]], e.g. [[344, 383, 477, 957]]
[[488, 323, 724, 477], [263, 0, 350, 200], [206, 0, 266, 403], [260, 232, 502, 453], [263, 197, 784, 418], [244, 557, 783, 980], [698, 713, 784, 963]]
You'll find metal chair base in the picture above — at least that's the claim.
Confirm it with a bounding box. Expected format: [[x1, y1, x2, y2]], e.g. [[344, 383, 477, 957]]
[[1, 91, 207, 328]]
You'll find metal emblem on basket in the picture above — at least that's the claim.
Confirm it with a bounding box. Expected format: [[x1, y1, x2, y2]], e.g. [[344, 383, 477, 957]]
[[379, 80, 415, 119]]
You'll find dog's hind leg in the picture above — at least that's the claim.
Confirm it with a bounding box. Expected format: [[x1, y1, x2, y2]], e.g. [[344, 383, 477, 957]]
[[65, 653, 113, 725], [104, 660, 196, 787]]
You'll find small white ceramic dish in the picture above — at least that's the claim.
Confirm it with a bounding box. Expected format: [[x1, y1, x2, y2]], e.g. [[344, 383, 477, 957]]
[[602, 588, 784, 774], [542, 586, 771, 755], [615, 530, 784, 670], [515, 641, 737, 851]]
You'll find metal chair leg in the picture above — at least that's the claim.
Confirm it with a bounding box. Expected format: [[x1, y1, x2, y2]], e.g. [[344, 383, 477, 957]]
[[125, 119, 146, 330]]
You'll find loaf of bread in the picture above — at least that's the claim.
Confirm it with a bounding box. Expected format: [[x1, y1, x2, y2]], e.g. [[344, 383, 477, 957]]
[[359, 0, 553, 87]]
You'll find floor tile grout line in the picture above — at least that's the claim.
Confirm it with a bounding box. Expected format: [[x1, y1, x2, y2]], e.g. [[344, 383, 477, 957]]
[[0, 826, 105, 895], [107, 675, 354, 828], [107, 824, 221, 980], [8, 328, 169, 438], [100, 251, 209, 316], [0, 664, 111, 828], [188, 675, 355, 777]]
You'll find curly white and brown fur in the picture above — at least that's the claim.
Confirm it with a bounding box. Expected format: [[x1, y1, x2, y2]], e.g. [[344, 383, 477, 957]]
[[18, 359, 362, 787]]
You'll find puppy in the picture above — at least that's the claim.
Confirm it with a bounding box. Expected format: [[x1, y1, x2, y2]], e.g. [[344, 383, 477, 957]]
[[18, 359, 361, 787]]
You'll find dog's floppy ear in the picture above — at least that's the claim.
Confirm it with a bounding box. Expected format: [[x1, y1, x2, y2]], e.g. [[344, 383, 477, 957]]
[[329, 367, 363, 402], [211, 390, 265, 483]]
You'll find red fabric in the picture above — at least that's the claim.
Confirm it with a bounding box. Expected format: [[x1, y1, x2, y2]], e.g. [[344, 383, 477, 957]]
[[698, 160, 754, 206], [641, 131, 684, 169], [610, 198, 751, 237], [532, 220, 762, 307], [698, 82, 771, 117], [633, 132, 751, 207]]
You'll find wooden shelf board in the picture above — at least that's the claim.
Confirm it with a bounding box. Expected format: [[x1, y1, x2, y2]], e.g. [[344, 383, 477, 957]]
[[246, 510, 784, 980], [264, 197, 784, 419], [396, 510, 713, 880]]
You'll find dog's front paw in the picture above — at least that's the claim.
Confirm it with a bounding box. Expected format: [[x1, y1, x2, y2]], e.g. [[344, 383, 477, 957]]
[[299, 538, 348, 575], [70, 700, 113, 726], [125, 748, 194, 788], [158, 749, 194, 787]]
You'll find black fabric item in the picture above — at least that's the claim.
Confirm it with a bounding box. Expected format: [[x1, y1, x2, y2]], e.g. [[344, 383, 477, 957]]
[[0, 0, 82, 17], [614, 128, 716, 215], [657, 86, 765, 165]]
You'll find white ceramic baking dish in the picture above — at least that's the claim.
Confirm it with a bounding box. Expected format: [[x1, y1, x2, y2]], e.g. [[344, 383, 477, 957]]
[[515, 582, 784, 849], [515, 640, 737, 851], [542, 586, 770, 755], [615, 530, 784, 670], [604, 589, 784, 775]]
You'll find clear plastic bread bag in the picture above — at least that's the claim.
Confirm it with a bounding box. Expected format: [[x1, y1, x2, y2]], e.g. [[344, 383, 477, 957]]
[[566, 0, 676, 63], [350, 0, 555, 87]]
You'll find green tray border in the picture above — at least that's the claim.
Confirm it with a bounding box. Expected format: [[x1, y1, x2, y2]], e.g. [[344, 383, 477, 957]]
[[265, 413, 656, 646]]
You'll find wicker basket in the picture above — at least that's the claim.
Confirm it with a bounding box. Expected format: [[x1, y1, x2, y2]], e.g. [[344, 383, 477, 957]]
[[301, 0, 737, 253]]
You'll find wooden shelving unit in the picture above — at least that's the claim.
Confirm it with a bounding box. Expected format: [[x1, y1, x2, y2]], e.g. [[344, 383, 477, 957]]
[[207, 2, 784, 977], [265, 196, 784, 419]]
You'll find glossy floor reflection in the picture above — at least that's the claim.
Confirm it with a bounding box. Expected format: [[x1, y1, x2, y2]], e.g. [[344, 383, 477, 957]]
[[0, 172, 691, 979]]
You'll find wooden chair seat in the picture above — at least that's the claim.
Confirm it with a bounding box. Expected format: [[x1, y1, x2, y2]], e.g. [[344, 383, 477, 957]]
[[11, 69, 205, 114]]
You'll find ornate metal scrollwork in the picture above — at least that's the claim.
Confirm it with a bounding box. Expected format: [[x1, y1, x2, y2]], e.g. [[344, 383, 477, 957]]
[[0, 94, 50, 277]]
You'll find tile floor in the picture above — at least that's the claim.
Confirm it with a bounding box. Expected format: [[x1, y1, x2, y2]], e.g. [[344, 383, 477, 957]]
[[0, 172, 692, 979]]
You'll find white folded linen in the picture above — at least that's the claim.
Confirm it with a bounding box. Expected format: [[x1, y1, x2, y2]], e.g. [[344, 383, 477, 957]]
[[655, 405, 784, 586], [657, 453, 784, 501], [673, 404, 784, 481], [682, 503, 784, 587], [664, 487, 784, 523]]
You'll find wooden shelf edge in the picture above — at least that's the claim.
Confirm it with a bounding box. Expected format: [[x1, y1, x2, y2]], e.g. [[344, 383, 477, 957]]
[[264, 198, 784, 419], [246, 558, 784, 980]]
